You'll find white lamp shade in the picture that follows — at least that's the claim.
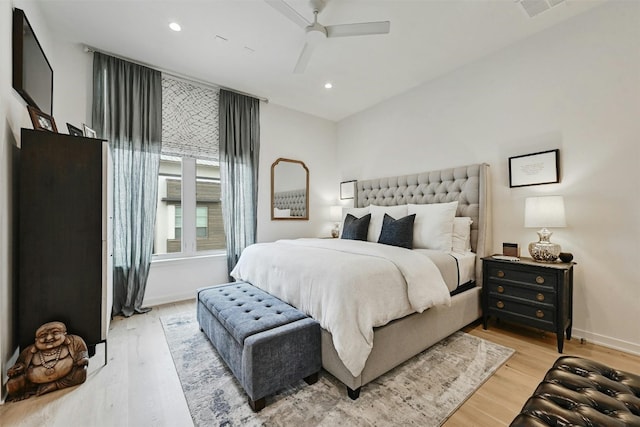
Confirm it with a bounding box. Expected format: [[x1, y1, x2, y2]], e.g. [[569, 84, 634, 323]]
[[524, 196, 566, 228], [330, 205, 343, 222]]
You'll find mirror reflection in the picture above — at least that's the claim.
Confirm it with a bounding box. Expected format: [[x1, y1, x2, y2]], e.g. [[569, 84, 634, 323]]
[[271, 158, 309, 220]]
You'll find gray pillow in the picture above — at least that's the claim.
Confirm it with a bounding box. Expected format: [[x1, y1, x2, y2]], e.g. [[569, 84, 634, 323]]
[[378, 213, 416, 249], [341, 213, 371, 241]]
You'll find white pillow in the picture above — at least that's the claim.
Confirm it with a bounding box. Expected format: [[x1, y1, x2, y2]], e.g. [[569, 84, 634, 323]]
[[452, 217, 473, 253], [340, 206, 370, 237], [367, 205, 409, 243], [407, 201, 459, 251], [274, 207, 291, 218]]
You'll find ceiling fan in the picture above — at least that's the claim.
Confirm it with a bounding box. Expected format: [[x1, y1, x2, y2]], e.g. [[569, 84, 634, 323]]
[[265, 0, 391, 73]]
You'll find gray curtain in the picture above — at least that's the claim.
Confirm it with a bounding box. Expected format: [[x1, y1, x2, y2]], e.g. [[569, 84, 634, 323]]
[[92, 52, 162, 317], [219, 90, 260, 274]]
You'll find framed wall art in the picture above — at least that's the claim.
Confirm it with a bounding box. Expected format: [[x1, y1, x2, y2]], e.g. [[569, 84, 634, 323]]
[[509, 149, 560, 188], [340, 180, 356, 200]]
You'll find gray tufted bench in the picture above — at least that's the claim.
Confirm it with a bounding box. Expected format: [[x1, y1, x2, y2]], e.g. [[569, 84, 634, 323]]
[[197, 281, 321, 411]]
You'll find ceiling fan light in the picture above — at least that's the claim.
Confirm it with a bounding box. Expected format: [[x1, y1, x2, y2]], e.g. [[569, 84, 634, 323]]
[[305, 27, 326, 44]]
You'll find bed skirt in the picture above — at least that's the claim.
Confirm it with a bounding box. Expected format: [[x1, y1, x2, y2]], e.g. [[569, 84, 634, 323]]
[[320, 286, 482, 391]]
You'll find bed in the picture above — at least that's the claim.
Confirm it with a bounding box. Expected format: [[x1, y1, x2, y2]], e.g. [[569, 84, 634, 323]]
[[232, 163, 492, 398]]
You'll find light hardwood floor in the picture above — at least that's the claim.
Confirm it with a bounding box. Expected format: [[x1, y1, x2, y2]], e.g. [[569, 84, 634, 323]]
[[1, 300, 638, 427]]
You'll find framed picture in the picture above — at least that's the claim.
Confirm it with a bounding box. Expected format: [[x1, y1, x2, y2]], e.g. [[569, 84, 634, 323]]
[[509, 149, 560, 188], [27, 105, 57, 132], [83, 124, 97, 138], [340, 180, 356, 200], [66, 123, 83, 137]]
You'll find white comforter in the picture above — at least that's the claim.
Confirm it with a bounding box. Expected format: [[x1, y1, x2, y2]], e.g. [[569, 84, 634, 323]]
[[230, 238, 451, 377]]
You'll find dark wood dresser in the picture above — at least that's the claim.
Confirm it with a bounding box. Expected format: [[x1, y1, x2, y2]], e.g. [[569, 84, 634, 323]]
[[18, 129, 112, 356], [482, 256, 574, 353]]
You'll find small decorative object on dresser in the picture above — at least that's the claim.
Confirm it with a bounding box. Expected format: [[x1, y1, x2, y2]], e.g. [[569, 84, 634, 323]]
[[482, 256, 575, 353], [559, 252, 574, 263], [525, 196, 567, 262], [503, 242, 520, 257]]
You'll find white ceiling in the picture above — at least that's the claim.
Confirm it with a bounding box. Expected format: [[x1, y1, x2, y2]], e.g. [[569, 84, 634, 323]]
[[33, 0, 606, 122]]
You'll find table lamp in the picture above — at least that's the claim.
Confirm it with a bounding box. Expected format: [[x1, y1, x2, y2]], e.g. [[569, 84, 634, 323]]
[[524, 196, 566, 262], [330, 205, 343, 238]]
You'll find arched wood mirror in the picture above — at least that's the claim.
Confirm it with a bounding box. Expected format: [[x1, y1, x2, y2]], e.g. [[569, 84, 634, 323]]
[[271, 158, 309, 220]]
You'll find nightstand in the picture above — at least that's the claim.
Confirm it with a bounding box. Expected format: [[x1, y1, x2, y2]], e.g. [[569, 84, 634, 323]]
[[482, 256, 575, 353]]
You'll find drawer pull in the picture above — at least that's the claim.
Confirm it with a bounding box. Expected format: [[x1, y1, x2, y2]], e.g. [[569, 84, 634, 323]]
[[536, 276, 545, 284], [536, 310, 544, 318], [497, 270, 505, 278], [496, 301, 505, 309], [536, 293, 545, 302], [497, 285, 504, 293]]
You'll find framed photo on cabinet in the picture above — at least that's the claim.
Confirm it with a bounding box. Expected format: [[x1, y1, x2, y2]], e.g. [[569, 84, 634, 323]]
[[83, 124, 97, 138], [27, 105, 57, 132]]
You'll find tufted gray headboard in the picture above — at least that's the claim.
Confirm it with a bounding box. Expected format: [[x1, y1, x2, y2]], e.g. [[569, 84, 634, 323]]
[[274, 188, 307, 217], [355, 163, 492, 285]]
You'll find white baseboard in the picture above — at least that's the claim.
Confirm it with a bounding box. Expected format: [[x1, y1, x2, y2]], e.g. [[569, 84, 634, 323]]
[[572, 328, 640, 356], [143, 291, 196, 308]]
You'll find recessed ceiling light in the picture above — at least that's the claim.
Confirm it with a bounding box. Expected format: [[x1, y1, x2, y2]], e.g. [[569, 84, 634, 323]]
[[169, 22, 181, 32], [324, 82, 333, 89]]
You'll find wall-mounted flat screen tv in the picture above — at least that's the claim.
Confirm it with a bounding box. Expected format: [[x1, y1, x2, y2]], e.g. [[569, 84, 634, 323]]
[[12, 8, 53, 115]]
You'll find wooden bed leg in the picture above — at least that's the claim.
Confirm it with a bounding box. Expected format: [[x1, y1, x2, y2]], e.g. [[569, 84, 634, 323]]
[[304, 372, 319, 385], [347, 387, 361, 400], [248, 397, 266, 412]]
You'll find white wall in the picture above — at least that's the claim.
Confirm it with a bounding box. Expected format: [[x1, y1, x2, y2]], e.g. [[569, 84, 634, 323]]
[[258, 102, 338, 242], [337, 2, 640, 354]]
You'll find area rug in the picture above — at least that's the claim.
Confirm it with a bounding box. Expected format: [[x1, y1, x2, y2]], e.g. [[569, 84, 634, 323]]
[[161, 312, 514, 427]]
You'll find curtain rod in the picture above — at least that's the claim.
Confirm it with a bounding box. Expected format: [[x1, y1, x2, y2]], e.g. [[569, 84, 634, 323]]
[[83, 45, 269, 103]]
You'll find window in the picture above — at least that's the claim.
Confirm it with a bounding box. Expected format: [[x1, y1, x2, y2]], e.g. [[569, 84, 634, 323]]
[[196, 206, 208, 238], [154, 156, 182, 255], [195, 159, 224, 251], [153, 75, 224, 258], [153, 157, 225, 257], [175, 206, 183, 239]]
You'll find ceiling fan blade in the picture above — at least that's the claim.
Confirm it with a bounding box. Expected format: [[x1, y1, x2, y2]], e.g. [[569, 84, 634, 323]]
[[264, 0, 310, 29], [293, 42, 316, 74], [326, 21, 390, 38]]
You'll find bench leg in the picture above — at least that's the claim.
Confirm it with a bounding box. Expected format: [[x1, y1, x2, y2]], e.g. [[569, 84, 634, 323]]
[[347, 386, 361, 400], [248, 396, 266, 412], [303, 372, 319, 385]]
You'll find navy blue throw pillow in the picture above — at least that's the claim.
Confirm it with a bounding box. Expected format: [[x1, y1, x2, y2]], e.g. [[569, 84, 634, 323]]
[[341, 213, 371, 241], [378, 213, 416, 249]]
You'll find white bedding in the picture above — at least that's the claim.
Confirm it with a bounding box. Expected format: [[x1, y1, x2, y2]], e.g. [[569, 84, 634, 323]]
[[230, 238, 451, 377], [450, 251, 476, 286]]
